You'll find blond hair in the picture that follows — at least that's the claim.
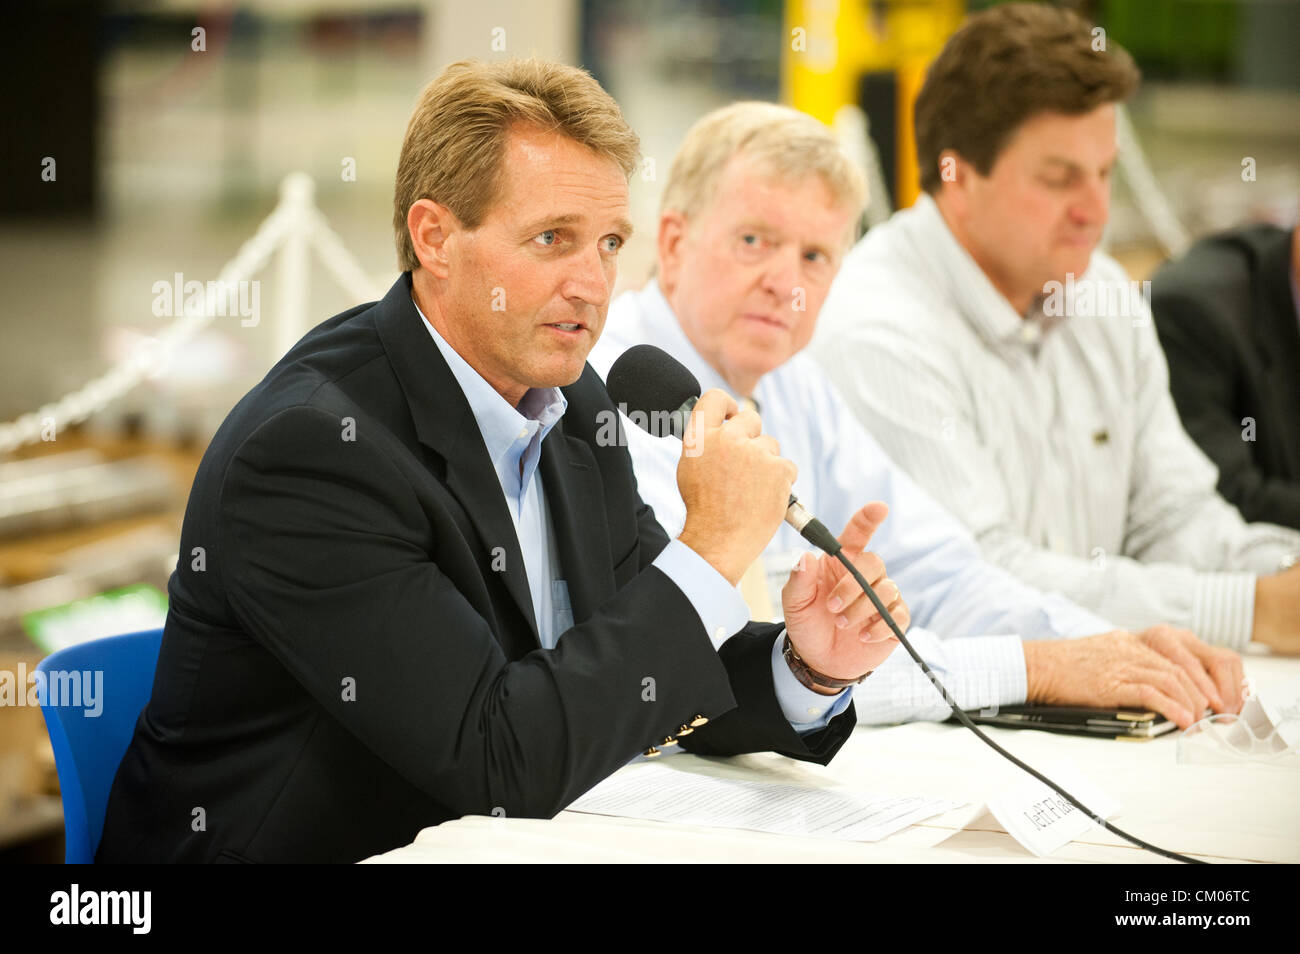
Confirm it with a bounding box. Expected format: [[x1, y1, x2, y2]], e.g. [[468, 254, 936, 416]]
[[393, 58, 640, 272], [661, 102, 867, 223]]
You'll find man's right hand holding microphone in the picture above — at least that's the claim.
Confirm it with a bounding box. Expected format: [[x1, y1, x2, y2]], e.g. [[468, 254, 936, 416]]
[[674, 389, 906, 689]]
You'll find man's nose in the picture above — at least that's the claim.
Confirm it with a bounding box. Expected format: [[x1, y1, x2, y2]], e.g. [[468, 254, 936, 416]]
[[760, 246, 802, 306], [563, 244, 611, 306], [1071, 175, 1110, 227]]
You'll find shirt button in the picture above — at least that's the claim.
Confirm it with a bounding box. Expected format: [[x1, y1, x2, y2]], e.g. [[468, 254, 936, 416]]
[[806, 707, 824, 718], [1019, 324, 1040, 344], [713, 626, 726, 643], [517, 427, 529, 439]]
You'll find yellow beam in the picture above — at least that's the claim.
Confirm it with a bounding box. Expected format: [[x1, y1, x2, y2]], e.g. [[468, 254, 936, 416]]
[[783, 0, 965, 207]]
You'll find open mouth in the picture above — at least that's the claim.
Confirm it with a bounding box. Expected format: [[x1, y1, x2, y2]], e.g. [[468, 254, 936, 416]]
[[544, 321, 587, 336]]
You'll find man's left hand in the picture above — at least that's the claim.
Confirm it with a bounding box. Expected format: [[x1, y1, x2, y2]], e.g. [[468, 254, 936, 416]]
[[781, 501, 908, 692], [1136, 623, 1245, 714]]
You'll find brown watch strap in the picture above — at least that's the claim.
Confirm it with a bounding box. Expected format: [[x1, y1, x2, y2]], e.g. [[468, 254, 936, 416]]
[[782, 634, 871, 690]]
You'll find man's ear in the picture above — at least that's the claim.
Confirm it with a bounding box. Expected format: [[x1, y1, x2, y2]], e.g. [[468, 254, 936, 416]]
[[408, 199, 460, 279], [656, 208, 690, 297], [935, 149, 974, 219]]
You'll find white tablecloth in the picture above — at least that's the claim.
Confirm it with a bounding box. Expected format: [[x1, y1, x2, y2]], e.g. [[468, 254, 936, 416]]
[[365, 650, 1300, 863]]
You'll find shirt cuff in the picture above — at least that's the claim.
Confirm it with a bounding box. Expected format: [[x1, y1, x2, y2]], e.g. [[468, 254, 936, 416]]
[[1191, 571, 1255, 651], [652, 538, 750, 650], [855, 633, 1027, 723], [926, 634, 1027, 713], [769, 628, 853, 733]]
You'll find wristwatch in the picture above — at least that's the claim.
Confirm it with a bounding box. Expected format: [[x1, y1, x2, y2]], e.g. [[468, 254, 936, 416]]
[[782, 633, 871, 691]]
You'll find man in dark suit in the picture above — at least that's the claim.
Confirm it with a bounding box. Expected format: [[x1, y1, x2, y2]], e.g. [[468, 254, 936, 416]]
[[96, 59, 906, 863], [1152, 223, 1300, 530]]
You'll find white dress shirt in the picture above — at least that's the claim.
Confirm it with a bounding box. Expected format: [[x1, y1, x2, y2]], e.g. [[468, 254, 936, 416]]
[[588, 280, 1117, 723], [812, 193, 1300, 649]]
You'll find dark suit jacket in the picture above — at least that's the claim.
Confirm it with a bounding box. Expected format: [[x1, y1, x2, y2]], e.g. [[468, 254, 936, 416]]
[[1151, 225, 1300, 529], [96, 272, 855, 863]]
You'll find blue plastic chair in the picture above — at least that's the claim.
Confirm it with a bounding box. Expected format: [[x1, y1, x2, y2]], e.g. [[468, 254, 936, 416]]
[[36, 627, 163, 863]]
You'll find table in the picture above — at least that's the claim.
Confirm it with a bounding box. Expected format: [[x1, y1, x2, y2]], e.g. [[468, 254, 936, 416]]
[[364, 651, 1300, 863]]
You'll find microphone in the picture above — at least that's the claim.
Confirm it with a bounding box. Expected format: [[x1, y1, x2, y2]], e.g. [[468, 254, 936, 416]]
[[604, 344, 840, 554], [602, 343, 700, 439]]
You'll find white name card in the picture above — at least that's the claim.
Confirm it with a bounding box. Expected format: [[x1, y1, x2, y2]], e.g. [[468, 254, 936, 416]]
[[1254, 677, 1300, 749], [987, 765, 1120, 857]]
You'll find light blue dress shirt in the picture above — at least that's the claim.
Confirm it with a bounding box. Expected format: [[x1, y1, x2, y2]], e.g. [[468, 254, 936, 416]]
[[589, 280, 1119, 723], [413, 299, 846, 735]]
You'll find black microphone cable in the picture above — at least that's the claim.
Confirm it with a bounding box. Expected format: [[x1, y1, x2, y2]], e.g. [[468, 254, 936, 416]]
[[792, 511, 1205, 865]]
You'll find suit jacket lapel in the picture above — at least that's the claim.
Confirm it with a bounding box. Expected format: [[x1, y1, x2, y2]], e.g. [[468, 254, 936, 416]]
[[373, 273, 540, 649], [539, 423, 612, 626]]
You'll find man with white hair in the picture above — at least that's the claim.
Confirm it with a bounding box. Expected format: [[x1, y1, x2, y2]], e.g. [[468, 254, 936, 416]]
[[590, 100, 1245, 727]]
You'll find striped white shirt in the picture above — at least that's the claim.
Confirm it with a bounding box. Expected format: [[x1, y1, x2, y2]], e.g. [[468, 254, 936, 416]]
[[811, 193, 1300, 650]]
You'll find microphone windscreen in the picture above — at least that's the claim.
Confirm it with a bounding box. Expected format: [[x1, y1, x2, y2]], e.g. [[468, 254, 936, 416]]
[[604, 344, 701, 418]]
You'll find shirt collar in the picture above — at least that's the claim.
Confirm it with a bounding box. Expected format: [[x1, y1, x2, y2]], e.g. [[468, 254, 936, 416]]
[[412, 297, 567, 470], [908, 192, 1058, 348], [636, 279, 758, 401]]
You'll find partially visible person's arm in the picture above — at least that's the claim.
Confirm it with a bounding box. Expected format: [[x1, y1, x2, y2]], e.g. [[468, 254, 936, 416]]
[[1123, 313, 1300, 648], [1152, 288, 1300, 529]]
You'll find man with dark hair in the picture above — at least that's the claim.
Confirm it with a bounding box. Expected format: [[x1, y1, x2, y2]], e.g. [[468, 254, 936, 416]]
[[812, 4, 1300, 655], [1152, 223, 1300, 530], [913, 2, 1139, 196]]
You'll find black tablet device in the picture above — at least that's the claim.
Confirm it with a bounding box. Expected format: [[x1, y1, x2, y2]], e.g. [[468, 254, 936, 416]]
[[953, 705, 1182, 740]]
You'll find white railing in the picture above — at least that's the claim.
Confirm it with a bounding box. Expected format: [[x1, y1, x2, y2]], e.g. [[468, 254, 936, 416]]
[[1115, 103, 1193, 258], [0, 172, 384, 456]]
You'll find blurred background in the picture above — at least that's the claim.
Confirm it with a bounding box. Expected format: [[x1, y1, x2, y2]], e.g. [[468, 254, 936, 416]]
[[1, 0, 1297, 859]]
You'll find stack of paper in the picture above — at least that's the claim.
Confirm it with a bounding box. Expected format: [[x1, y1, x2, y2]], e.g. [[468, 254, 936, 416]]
[[568, 764, 963, 842]]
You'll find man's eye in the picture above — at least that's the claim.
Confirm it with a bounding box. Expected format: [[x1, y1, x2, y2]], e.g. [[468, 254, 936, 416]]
[[533, 230, 559, 246], [601, 235, 623, 253]]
